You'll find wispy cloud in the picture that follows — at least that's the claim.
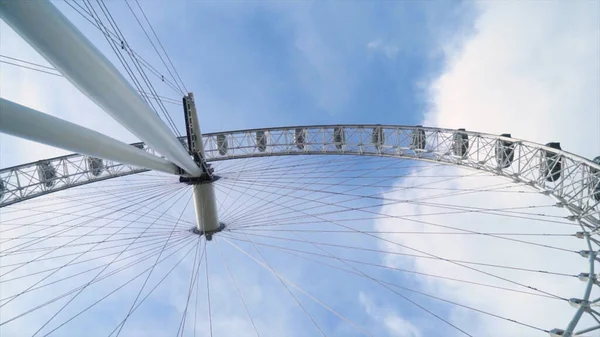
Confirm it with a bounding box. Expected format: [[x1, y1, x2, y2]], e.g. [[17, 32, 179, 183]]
[[423, 1, 600, 158], [367, 38, 400, 59], [359, 291, 422, 337]]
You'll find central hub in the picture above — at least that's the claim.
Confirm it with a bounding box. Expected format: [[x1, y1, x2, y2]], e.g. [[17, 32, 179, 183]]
[[190, 222, 226, 241], [179, 174, 220, 185]]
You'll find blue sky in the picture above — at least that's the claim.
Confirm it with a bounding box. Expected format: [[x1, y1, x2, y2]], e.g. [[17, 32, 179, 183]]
[[1, 0, 599, 336], [53, 0, 475, 133]]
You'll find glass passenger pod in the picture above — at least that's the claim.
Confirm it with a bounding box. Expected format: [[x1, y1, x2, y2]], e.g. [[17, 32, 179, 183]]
[[178, 137, 188, 151], [294, 128, 306, 150], [333, 127, 345, 150], [256, 130, 267, 152], [495, 133, 515, 169], [0, 179, 5, 201], [86, 157, 104, 177], [452, 128, 469, 158], [540, 142, 563, 182], [37, 161, 57, 188], [411, 125, 426, 150], [372, 126, 385, 149], [189, 134, 198, 153], [217, 134, 228, 156], [590, 156, 600, 201]]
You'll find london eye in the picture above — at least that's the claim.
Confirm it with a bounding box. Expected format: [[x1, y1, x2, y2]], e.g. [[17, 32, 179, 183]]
[[0, 1, 599, 337]]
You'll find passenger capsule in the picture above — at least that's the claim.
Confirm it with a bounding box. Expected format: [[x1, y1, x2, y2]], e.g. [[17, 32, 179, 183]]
[[295, 128, 306, 150], [217, 134, 228, 156], [372, 126, 385, 149], [178, 137, 188, 148], [87, 157, 104, 177], [452, 128, 469, 158], [38, 162, 57, 188], [333, 127, 345, 150], [256, 131, 267, 152], [495, 133, 515, 168], [591, 156, 600, 201], [411, 125, 426, 150], [541, 142, 562, 182], [0, 179, 5, 201]]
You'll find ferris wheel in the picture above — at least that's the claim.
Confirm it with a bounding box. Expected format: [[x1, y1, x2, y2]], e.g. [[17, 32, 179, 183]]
[[1, 2, 599, 337]]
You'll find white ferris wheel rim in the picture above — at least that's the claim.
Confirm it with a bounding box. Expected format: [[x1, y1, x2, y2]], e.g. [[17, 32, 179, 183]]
[[2, 124, 598, 223]]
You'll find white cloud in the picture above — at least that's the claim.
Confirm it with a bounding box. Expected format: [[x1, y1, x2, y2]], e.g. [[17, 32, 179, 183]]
[[424, 0, 600, 159], [375, 169, 588, 336], [367, 39, 383, 50], [383, 314, 422, 337], [374, 1, 599, 336], [359, 291, 422, 337], [367, 38, 400, 59]]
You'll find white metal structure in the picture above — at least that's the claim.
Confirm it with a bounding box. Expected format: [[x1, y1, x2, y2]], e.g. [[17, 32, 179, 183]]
[[182, 93, 221, 236], [0, 1, 599, 337], [0, 0, 201, 177], [0, 98, 181, 176], [3, 126, 599, 222]]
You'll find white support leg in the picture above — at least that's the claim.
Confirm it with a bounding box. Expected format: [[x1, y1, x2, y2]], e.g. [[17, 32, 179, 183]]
[[0, 98, 180, 175], [0, 1, 202, 177]]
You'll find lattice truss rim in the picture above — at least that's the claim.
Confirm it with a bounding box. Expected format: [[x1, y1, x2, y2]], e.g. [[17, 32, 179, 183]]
[[2, 125, 598, 224]]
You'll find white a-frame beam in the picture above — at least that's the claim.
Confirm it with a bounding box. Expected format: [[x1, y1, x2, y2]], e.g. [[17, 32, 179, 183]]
[[0, 98, 181, 175], [0, 1, 202, 176]]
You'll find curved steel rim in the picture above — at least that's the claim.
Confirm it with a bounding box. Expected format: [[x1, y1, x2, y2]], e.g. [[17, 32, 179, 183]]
[[1, 125, 598, 225]]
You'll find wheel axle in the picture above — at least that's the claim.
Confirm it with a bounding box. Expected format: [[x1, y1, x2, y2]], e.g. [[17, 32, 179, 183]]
[[190, 222, 226, 241]]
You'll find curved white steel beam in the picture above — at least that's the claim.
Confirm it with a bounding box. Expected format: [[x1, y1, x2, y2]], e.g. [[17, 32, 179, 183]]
[[0, 98, 180, 175], [0, 0, 202, 176]]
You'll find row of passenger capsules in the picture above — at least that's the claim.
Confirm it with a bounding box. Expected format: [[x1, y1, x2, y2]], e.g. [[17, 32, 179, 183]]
[[0, 145, 136, 195], [410, 126, 595, 187], [215, 127, 348, 155], [1, 129, 598, 202], [210, 126, 600, 202]]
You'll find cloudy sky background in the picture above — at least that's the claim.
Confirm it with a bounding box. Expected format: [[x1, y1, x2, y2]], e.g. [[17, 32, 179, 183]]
[[1, 0, 599, 336]]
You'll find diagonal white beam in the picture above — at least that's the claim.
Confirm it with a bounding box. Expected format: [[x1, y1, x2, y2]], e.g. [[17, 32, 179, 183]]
[[0, 98, 180, 175], [0, 0, 202, 176]]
